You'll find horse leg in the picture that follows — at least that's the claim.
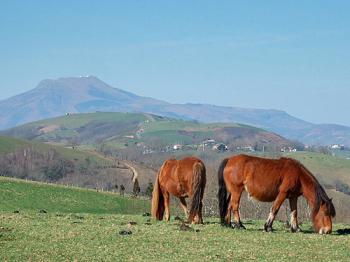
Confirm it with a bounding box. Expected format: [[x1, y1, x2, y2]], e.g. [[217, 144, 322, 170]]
[[179, 197, 189, 219], [193, 201, 203, 224], [289, 197, 301, 233], [191, 206, 203, 224], [230, 187, 245, 229], [224, 196, 232, 226], [163, 192, 171, 221], [264, 192, 287, 232]]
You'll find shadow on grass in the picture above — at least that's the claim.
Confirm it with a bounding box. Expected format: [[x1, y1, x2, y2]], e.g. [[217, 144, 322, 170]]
[[293, 228, 350, 235], [336, 228, 350, 235]]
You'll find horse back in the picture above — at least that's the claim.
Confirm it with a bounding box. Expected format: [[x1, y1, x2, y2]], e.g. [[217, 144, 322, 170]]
[[159, 157, 204, 197], [176, 157, 204, 195], [225, 154, 302, 202]]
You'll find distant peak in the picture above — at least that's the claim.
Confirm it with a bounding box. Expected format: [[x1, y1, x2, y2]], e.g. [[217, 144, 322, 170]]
[[56, 75, 100, 81], [39, 75, 100, 82], [34, 75, 109, 92], [78, 75, 94, 78]]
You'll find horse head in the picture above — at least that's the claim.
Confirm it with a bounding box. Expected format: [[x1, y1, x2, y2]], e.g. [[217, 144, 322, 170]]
[[312, 195, 336, 234]]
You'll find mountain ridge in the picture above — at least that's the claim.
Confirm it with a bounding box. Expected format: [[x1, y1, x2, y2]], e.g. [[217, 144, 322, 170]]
[[1, 76, 350, 146]]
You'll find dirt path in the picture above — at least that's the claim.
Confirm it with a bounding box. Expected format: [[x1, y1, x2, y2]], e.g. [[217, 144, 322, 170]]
[[82, 149, 140, 183], [123, 161, 138, 183]]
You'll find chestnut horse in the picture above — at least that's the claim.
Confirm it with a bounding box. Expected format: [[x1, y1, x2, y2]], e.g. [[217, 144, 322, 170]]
[[151, 157, 206, 224], [218, 154, 336, 234]]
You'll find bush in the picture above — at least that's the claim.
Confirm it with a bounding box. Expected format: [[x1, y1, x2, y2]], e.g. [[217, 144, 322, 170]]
[[43, 159, 74, 181], [335, 180, 350, 195], [145, 181, 154, 199]]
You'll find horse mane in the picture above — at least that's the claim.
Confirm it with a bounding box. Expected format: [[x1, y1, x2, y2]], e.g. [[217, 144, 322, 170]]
[[314, 182, 336, 217], [298, 161, 336, 217]]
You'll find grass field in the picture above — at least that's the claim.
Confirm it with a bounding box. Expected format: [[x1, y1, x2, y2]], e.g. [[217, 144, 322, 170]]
[[0, 176, 149, 214], [1, 213, 349, 261], [1, 177, 350, 261]]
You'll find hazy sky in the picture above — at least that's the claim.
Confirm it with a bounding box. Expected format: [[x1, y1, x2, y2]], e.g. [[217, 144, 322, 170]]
[[1, 1, 349, 125]]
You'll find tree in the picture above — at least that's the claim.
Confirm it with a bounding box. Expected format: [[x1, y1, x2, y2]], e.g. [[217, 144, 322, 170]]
[[119, 184, 125, 196], [145, 181, 154, 199], [133, 178, 141, 197]]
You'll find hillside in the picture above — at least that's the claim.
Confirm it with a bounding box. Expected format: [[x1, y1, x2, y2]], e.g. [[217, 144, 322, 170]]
[[0, 136, 155, 193], [1, 132, 350, 222], [0, 176, 149, 214], [1, 76, 350, 146], [2, 111, 299, 153], [0, 177, 349, 261]]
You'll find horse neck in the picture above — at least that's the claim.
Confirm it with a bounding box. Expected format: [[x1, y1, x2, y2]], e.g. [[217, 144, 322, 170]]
[[300, 169, 318, 212]]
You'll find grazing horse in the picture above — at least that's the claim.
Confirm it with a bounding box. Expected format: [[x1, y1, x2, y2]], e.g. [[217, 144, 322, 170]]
[[151, 157, 206, 224], [218, 154, 336, 234]]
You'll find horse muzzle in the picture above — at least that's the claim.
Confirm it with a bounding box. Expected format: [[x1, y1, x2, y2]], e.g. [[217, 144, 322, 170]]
[[318, 227, 332, 234]]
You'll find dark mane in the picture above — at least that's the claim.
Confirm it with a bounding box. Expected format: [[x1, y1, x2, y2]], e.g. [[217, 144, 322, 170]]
[[299, 161, 336, 217], [314, 182, 336, 217]]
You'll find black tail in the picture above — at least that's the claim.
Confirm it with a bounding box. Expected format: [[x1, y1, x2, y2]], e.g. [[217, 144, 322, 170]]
[[151, 167, 165, 220], [218, 158, 229, 225], [188, 161, 206, 223]]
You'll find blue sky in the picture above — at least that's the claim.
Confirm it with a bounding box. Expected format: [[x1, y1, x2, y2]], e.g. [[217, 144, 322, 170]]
[[1, 1, 349, 125]]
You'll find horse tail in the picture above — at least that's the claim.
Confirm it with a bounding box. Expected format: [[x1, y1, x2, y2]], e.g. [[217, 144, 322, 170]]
[[218, 158, 229, 225], [188, 161, 206, 223], [151, 165, 165, 220]]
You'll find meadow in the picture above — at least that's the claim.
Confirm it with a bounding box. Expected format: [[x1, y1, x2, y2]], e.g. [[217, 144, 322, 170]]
[[1, 176, 349, 261]]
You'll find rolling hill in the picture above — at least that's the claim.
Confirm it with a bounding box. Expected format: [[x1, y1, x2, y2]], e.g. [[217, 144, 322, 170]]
[[2, 112, 300, 153], [1, 76, 350, 146]]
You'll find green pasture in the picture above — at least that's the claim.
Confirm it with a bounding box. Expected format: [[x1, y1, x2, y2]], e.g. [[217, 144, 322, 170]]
[[1, 176, 349, 261]]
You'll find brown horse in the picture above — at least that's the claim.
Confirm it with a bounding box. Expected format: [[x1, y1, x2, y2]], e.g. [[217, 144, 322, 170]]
[[151, 157, 206, 224], [218, 154, 336, 234]]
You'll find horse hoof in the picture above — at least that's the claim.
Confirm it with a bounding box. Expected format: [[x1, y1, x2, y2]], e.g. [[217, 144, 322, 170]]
[[291, 227, 302, 233], [264, 224, 273, 232], [233, 222, 246, 229], [220, 222, 231, 227]]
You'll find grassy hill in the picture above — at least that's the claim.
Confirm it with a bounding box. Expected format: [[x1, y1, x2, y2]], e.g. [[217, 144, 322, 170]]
[[1, 177, 349, 261], [0, 135, 112, 164], [0, 135, 155, 193], [2, 112, 299, 152], [0, 176, 149, 214]]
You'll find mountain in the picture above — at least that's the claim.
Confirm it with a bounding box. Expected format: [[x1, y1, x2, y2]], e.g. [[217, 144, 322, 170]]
[[0, 76, 167, 129], [1, 76, 350, 146]]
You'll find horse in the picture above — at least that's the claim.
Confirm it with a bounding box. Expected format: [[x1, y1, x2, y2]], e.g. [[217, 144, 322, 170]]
[[218, 154, 336, 234], [151, 157, 206, 224]]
